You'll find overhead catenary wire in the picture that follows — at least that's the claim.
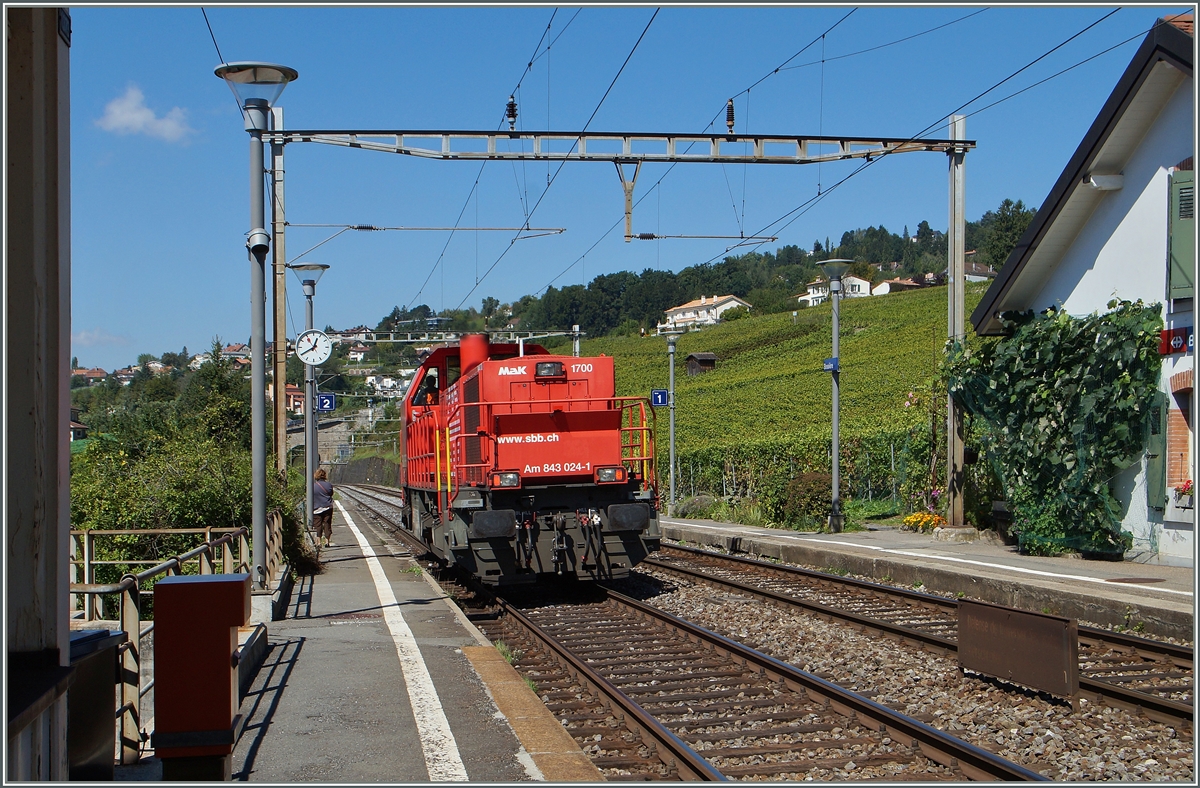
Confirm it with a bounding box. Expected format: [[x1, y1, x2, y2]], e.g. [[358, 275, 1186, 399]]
[[454, 7, 660, 311], [535, 7, 865, 294], [405, 7, 580, 311], [684, 7, 1135, 271]]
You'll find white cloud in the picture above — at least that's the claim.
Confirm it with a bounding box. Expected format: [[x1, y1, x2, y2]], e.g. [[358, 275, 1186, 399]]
[[72, 328, 129, 348], [95, 85, 194, 142]]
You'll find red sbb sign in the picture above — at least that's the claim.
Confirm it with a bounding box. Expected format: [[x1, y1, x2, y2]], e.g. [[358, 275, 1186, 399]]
[[1159, 326, 1194, 355]]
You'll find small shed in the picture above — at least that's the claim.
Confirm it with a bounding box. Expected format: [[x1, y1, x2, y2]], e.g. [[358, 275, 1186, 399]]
[[686, 352, 718, 376]]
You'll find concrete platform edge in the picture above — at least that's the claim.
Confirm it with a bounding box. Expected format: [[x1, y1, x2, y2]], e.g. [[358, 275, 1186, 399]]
[[250, 563, 295, 624], [236, 623, 268, 701], [462, 646, 606, 782], [662, 525, 1193, 640], [416, 568, 603, 780]]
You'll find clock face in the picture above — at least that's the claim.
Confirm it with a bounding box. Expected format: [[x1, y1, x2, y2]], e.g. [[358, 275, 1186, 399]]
[[295, 330, 333, 366]]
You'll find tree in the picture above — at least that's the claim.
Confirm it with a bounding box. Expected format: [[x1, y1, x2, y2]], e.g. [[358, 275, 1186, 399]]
[[981, 199, 1036, 269], [71, 355, 78, 369], [481, 296, 499, 319]]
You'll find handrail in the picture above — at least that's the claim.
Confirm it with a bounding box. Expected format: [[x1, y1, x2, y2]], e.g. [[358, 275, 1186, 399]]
[[407, 394, 657, 492], [68, 525, 252, 766]]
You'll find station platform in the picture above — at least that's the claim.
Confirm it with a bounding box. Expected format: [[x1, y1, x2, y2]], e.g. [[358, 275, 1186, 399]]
[[122, 498, 602, 782], [658, 517, 1194, 641]]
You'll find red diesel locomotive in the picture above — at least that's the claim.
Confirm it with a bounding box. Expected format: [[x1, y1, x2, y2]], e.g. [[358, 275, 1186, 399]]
[[400, 334, 661, 585]]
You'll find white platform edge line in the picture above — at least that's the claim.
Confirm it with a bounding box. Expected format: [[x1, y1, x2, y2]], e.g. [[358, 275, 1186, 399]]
[[660, 519, 1193, 598], [336, 501, 470, 780]]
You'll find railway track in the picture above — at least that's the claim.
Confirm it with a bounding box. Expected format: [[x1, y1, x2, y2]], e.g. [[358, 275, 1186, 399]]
[[646, 545, 1194, 726], [339, 486, 1044, 780], [336, 485, 429, 558], [478, 588, 1045, 781]]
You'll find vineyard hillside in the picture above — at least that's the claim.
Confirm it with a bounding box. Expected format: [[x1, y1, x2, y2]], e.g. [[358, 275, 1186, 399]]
[[582, 283, 988, 457]]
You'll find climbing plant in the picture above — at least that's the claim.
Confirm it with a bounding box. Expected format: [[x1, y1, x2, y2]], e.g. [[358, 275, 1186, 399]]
[[946, 300, 1163, 556]]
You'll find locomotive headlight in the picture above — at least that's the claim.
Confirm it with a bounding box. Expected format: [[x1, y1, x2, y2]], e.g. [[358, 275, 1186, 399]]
[[595, 466, 627, 484], [490, 471, 521, 488], [535, 361, 565, 378]]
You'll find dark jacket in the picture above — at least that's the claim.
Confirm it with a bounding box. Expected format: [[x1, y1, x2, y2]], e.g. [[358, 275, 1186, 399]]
[[313, 480, 333, 512]]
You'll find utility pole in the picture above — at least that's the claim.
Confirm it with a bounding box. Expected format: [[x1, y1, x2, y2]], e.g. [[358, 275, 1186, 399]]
[[946, 115, 967, 528], [272, 106, 289, 475]]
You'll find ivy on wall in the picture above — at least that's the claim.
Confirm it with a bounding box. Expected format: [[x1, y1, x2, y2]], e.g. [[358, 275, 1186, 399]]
[[946, 300, 1163, 555]]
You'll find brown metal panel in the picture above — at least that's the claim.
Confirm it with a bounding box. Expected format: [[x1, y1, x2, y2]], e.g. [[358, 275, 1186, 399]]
[[958, 599, 1079, 700]]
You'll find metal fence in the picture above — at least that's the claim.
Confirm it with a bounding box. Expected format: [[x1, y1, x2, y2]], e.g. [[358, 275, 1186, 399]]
[[68, 514, 284, 765]]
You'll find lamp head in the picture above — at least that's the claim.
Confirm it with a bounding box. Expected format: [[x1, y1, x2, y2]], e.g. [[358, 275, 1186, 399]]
[[287, 262, 330, 282], [287, 262, 330, 295], [817, 258, 854, 281], [214, 61, 298, 108]]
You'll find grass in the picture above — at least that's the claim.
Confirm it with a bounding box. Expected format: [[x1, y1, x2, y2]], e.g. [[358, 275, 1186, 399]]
[[495, 641, 520, 665]]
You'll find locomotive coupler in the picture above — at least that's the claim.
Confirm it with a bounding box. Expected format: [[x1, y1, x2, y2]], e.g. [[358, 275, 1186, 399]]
[[519, 512, 536, 568]]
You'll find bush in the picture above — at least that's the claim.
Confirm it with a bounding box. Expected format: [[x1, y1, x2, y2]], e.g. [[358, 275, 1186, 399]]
[[783, 473, 843, 525]]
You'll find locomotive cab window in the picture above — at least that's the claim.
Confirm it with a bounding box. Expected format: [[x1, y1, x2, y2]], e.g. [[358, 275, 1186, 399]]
[[413, 368, 439, 405], [445, 356, 461, 387]]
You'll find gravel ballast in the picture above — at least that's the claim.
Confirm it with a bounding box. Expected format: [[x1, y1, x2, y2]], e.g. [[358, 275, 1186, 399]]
[[626, 568, 1194, 781]]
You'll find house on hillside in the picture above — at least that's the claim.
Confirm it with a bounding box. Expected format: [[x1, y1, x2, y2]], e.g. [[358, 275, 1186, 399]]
[[971, 15, 1194, 565], [221, 343, 251, 360], [347, 343, 370, 363], [796, 279, 829, 307], [656, 294, 751, 333], [945, 260, 998, 283], [841, 275, 872, 297], [189, 353, 211, 370], [796, 275, 872, 306], [872, 277, 924, 296], [71, 367, 108, 385]]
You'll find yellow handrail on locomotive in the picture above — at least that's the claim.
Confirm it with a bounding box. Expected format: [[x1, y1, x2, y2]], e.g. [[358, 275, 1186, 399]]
[[434, 394, 657, 491], [434, 427, 442, 515], [444, 426, 453, 521]]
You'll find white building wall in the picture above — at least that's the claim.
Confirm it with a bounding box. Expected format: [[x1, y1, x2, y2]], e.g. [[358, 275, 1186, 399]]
[[1027, 79, 1193, 564], [1033, 81, 1192, 312]]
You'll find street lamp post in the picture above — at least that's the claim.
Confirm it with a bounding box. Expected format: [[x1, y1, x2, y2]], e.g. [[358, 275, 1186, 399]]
[[664, 330, 684, 515], [287, 263, 330, 533], [216, 62, 297, 591], [818, 259, 853, 534]]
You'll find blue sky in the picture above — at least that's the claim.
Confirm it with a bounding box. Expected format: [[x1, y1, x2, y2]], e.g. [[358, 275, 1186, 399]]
[[69, 4, 1189, 372]]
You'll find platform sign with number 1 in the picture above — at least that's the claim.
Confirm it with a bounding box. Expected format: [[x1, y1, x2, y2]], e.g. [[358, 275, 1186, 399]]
[[651, 389, 668, 407]]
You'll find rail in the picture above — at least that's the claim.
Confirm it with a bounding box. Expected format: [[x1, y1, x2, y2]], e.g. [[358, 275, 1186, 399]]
[[67, 516, 283, 766]]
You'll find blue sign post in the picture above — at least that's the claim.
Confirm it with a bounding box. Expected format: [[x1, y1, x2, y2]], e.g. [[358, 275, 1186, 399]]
[[823, 357, 839, 372], [651, 389, 669, 407], [316, 393, 336, 412]]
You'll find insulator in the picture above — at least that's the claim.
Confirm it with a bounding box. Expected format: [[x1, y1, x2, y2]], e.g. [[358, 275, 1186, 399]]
[[637, 233, 657, 240], [506, 95, 518, 131], [726, 98, 735, 134]]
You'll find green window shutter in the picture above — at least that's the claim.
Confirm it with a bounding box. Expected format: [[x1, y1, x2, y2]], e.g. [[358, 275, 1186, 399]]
[[1146, 391, 1168, 511], [1169, 170, 1194, 300]]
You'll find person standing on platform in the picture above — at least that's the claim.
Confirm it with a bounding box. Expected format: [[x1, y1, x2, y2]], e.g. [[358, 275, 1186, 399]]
[[314, 469, 334, 547]]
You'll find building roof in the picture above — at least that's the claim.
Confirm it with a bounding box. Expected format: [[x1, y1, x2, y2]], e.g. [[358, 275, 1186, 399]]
[[972, 18, 1193, 335], [667, 294, 750, 312], [687, 352, 718, 362], [1166, 12, 1193, 36]]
